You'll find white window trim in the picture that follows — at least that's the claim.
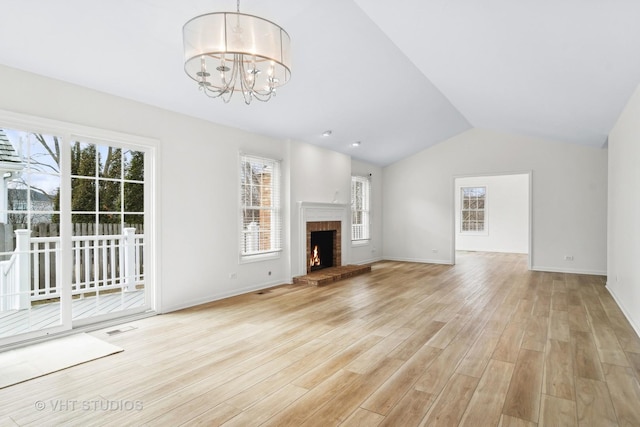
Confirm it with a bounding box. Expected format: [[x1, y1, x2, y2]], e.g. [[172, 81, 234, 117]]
[[351, 175, 371, 242], [239, 153, 282, 262], [460, 185, 489, 236]]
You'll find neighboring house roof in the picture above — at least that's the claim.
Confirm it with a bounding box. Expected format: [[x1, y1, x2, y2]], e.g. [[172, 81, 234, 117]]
[[0, 129, 25, 170], [8, 188, 54, 203]]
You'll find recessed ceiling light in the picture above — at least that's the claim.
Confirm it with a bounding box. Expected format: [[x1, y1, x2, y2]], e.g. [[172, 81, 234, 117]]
[[352, 141, 361, 147], [322, 130, 332, 137]]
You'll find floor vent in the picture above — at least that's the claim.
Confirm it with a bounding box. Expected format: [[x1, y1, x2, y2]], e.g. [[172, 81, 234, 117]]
[[105, 325, 137, 336]]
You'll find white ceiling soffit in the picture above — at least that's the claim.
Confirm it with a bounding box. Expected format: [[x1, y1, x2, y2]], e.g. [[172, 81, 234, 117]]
[[1, 1, 639, 166], [354, 0, 640, 149]]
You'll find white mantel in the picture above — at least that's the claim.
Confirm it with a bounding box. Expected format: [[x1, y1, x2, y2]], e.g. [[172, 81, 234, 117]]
[[297, 202, 350, 276]]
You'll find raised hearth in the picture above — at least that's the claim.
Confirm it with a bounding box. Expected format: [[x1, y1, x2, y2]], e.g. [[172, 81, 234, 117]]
[[293, 264, 372, 286]]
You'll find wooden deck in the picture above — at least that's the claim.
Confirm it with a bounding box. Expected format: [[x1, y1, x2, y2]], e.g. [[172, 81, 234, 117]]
[[0, 290, 145, 338]]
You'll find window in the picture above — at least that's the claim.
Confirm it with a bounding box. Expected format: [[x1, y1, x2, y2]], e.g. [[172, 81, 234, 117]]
[[461, 186, 486, 232], [351, 175, 371, 241], [240, 154, 282, 257]]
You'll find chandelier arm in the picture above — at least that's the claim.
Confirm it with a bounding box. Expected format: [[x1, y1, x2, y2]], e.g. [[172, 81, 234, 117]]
[[251, 90, 275, 102], [228, 54, 239, 93], [202, 89, 225, 99], [219, 56, 227, 88], [238, 54, 247, 93], [197, 53, 276, 103], [240, 55, 257, 94]]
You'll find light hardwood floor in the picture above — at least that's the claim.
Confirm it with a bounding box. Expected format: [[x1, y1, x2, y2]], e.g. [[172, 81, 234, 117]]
[[1, 252, 639, 426]]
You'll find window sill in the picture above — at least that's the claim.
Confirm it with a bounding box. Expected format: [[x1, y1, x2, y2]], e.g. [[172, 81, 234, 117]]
[[459, 232, 489, 236], [351, 239, 370, 247], [239, 251, 282, 264]]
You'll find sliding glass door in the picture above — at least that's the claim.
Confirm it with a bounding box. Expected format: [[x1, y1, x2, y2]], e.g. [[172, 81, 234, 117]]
[[0, 115, 155, 347], [0, 128, 67, 344], [70, 139, 148, 325]]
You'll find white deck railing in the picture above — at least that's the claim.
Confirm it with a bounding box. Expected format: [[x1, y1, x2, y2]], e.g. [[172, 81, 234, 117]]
[[0, 228, 144, 311], [0, 245, 20, 311]]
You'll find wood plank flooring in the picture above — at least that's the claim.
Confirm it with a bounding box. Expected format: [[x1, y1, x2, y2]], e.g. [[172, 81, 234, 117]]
[[1, 252, 639, 426]]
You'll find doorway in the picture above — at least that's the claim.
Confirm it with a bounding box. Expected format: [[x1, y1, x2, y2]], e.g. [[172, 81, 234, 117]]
[[453, 173, 531, 267]]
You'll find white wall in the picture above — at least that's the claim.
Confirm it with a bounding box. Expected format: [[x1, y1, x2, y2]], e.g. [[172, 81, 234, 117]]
[[0, 64, 384, 314], [0, 63, 290, 313], [0, 66, 301, 312], [607, 84, 640, 335], [288, 141, 351, 278], [287, 144, 384, 275], [383, 128, 607, 274], [455, 174, 529, 254]]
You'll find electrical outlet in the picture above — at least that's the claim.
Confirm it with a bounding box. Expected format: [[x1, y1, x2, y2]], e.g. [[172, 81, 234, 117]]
[[564, 255, 574, 261]]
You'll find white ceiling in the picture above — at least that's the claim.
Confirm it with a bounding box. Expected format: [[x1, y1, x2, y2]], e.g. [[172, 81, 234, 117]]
[[1, 0, 638, 166]]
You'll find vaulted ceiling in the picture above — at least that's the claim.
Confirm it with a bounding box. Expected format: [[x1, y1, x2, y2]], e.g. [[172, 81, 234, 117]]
[[1, 0, 638, 166]]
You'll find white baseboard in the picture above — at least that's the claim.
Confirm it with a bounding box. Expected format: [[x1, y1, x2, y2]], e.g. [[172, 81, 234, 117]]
[[606, 284, 640, 339], [381, 256, 453, 265], [161, 279, 285, 314], [351, 256, 384, 265], [530, 265, 607, 276]]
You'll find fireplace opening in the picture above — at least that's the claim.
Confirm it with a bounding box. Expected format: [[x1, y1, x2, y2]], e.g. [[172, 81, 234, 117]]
[[305, 220, 341, 274], [309, 230, 335, 271]]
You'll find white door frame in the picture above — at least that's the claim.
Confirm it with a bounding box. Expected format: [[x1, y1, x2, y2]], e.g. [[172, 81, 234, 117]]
[[0, 109, 159, 347], [451, 171, 533, 269]]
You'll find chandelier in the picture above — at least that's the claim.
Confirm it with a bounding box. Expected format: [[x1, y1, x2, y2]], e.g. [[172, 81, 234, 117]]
[[182, 1, 291, 104]]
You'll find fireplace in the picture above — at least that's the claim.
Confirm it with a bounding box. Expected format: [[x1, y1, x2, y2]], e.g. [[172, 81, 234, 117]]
[[306, 220, 341, 274], [295, 202, 369, 285], [309, 230, 335, 271]]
